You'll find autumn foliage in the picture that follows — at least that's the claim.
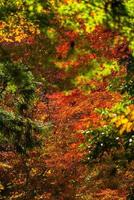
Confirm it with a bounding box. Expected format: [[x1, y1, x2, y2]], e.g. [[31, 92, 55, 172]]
[[0, 1, 134, 199]]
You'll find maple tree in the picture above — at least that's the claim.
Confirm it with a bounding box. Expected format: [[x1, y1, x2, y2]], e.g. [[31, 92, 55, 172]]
[[0, 0, 134, 199]]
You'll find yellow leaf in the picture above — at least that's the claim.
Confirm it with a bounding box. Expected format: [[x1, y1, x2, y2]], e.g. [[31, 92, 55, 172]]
[[0, 183, 4, 191], [130, 111, 134, 121], [126, 122, 133, 133], [120, 118, 129, 124], [124, 106, 131, 115], [46, 169, 52, 175], [119, 124, 127, 135], [115, 120, 122, 128], [30, 168, 37, 176], [0, 162, 12, 169], [111, 116, 118, 123]]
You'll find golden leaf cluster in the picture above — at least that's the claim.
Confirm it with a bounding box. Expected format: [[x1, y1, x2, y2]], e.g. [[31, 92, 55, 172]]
[[0, 16, 40, 43], [111, 105, 134, 134]]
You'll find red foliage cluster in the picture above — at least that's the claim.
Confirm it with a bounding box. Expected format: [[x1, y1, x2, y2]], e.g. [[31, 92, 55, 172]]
[[64, 30, 78, 41], [25, 36, 35, 45], [76, 53, 97, 66], [56, 41, 70, 58], [55, 29, 78, 59], [87, 26, 129, 60], [28, 81, 123, 198], [87, 79, 108, 91], [36, 89, 122, 131], [38, 129, 86, 199]]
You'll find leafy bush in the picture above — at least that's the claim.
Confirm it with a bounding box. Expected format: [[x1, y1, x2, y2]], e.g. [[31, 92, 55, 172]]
[[84, 104, 134, 162], [84, 125, 120, 160]]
